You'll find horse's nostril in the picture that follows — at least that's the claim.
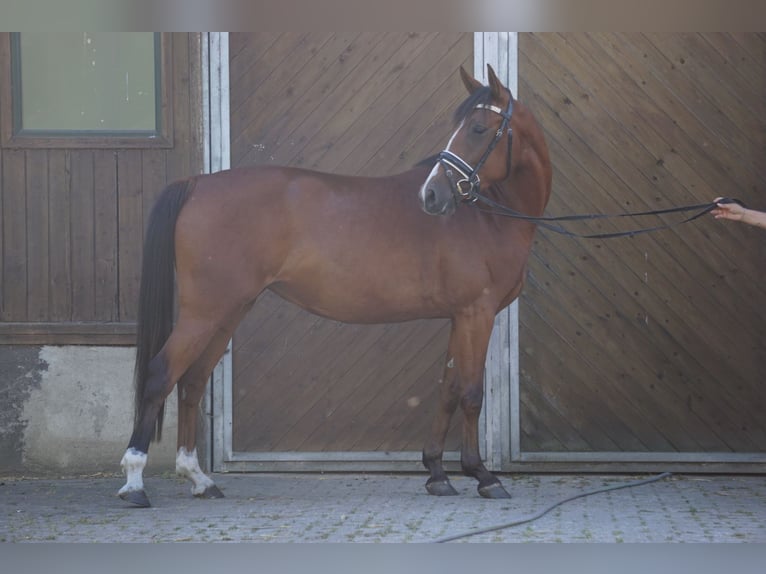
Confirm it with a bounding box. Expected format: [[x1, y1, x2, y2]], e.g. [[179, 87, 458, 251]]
[[426, 188, 438, 209]]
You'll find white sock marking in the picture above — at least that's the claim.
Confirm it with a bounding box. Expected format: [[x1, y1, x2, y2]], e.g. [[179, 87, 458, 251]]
[[118, 447, 147, 494], [176, 447, 215, 496]]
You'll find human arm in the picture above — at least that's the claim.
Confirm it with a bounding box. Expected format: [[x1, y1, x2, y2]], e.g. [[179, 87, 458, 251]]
[[711, 198, 766, 230]]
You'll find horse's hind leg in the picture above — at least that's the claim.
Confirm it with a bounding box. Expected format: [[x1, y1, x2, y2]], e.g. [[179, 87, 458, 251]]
[[422, 326, 462, 496], [118, 317, 224, 507], [174, 319, 244, 499]]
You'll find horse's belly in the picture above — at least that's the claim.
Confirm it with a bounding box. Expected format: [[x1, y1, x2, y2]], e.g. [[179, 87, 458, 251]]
[[268, 277, 447, 324]]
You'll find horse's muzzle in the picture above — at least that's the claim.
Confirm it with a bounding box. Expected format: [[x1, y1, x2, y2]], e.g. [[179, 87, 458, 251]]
[[421, 185, 456, 216]]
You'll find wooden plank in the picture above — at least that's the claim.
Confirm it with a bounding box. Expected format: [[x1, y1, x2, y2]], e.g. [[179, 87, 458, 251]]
[[116, 149, 143, 322], [232, 33, 387, 168], [519, 375, 585, 452], [232, 296, 326, 389], [544, 34, 765, 331], [647, 34, 760, 148], [536, 36, 766, 400], [622, 33, 761, 186], [349, 325, 453, 450], [93, 150, 119, 321], [235, 32, 378, 169], [1, 150, 27, 321], [302, 32, 456, 176], [586, 33, 764, 284], [232, 311, 346, 451], [699, 33, 764, 105], [517, 68, 764, 449], [233, 291, 303, 356], [280, 34, 433, 173], [166, 33, 193, 182], [141, 150, 167, 232], [524, 230, 735, 451], [285, 320, 449, 451], [0, 148, 3, 320], [0, 34, 12, 147], [517, 33, 765, 454], [330, 33, 464, 173], [337, 34, 470, 175], [229, 32, 308, 120], [521, 35, 763, 385], [24, 150, 50, 321], [592, 33, 762, 197], [396, 84, 469, 169], [48, 151, 72, 321], [70, 151, 96, 321], [729, 33, 766, 70], [0, 322, 136, 345], [521, 284, 661, 452], [187, 33, 205, 176]]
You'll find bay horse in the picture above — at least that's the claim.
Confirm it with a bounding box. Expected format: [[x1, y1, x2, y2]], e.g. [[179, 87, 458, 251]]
[[118, 64, 552, 507]]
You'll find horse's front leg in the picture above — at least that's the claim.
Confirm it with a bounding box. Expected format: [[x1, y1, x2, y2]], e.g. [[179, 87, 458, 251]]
[[454, 310, 510, 499], [423, 310, 510, 498], [422, 326, 462, 496]]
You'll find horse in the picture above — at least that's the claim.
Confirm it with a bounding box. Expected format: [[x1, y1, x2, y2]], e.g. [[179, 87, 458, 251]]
[[117, 64, 552, 507]]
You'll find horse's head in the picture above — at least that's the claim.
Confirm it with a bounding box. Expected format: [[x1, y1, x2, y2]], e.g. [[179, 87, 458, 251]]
[[419, 64, 514, 216]]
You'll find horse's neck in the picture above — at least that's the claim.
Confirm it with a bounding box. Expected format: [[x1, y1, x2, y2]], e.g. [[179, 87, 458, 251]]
[[491, 176, 547, 218], [502, 107, 552, 217]]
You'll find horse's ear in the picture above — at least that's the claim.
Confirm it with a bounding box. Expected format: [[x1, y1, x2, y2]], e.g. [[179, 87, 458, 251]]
[[486, 64, 505, 101], [460, 66, 483, 95]]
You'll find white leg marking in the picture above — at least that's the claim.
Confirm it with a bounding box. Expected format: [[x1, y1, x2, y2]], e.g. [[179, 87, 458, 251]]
[[176, 447, 215, 496], [118, 447, 147, 495]]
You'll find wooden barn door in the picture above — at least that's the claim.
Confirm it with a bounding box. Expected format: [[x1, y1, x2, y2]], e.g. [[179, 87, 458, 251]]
[[515, 33, 765, 470], [220, 33, 475, 470]]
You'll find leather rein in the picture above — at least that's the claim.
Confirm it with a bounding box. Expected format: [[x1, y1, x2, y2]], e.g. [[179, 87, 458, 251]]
[[436, 94, 744, 239]]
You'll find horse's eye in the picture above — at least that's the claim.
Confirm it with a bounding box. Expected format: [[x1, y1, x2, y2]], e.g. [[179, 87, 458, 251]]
[[472, 123, 488, 135]]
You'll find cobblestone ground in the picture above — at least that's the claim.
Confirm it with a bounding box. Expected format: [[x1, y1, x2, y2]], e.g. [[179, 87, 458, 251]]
[[1, 473, 765, 542]]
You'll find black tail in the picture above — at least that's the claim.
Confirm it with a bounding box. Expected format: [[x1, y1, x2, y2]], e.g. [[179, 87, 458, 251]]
[[133, 179, 193, 443]]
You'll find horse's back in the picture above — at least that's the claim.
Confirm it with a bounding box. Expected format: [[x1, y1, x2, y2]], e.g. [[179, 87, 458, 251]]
[[173, 165, 450, 320]]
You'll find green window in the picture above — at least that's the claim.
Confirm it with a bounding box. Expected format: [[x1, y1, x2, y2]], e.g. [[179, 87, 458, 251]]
[[5, 32, 171, 147]]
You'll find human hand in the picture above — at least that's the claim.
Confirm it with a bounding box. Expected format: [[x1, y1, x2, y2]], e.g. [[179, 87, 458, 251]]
[[711, 197, 746, 221], [711, 197, 766, 229]]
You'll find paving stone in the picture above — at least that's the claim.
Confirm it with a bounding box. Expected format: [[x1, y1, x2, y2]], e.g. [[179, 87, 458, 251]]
[[1, 473, 764, 542]]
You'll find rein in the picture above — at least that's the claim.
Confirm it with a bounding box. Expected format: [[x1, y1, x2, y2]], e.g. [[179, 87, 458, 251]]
[[436, 92, 744, 239], [468, 193, 745, 239]]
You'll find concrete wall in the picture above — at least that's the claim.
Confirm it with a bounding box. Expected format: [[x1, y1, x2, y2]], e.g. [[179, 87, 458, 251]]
[[0, 346, 178, 476]]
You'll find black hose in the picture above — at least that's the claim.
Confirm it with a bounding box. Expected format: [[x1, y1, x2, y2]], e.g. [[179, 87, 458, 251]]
[[430, 472, 673, 543]]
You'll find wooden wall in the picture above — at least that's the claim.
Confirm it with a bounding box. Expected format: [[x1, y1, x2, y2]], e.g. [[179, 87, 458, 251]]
[[0, 33, 204, 344], [517, 33, 765, 455]]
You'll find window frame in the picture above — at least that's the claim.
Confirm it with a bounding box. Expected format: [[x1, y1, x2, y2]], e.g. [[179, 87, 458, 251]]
[[0, 32, 173, 149]]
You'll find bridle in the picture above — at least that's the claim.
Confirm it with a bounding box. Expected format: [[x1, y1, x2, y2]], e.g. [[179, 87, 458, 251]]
[[437, 92, 514, 203]]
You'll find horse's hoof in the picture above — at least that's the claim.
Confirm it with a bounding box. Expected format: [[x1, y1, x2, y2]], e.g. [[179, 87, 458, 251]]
[[119, 489, 152, 508], [195, 485, 225, 499], [426, 480, 459, 496], [478, 482, 512, 499]]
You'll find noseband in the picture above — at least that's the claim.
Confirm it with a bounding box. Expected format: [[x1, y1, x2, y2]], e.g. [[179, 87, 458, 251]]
[[437, 94, 514, 202]]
